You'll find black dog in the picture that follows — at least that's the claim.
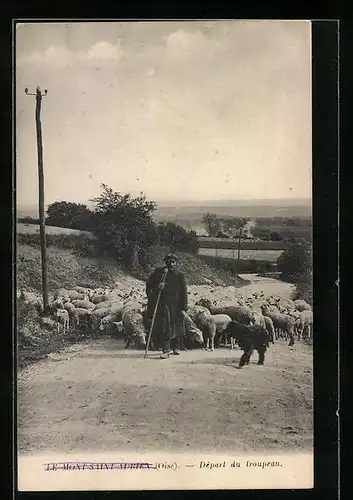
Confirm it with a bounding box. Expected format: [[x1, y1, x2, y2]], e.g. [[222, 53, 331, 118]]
[[224, 321, 270, 368]]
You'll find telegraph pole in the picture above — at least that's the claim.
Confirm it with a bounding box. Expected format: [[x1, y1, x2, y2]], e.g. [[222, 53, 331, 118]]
[[25, 86, 49, 311], [237, 226, 243, 275], [232, 244, 236, 283]]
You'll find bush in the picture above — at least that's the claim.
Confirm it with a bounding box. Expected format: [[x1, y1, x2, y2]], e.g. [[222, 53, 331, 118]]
[[157, 222, 199, 254], [17, 298, 42, 347], [18, 217, 40, 224], [90, 184, 159, 269], [277, 242, 312, 303], [277, 243, 311, 283], [16, 296, 86, 368], [269, 231, 283, 241], [46, 201, 94, 230], [293, 280, 313, 305]]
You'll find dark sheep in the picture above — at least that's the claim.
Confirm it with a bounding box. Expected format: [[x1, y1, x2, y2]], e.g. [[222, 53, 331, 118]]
[[223, 321, 271, 368]]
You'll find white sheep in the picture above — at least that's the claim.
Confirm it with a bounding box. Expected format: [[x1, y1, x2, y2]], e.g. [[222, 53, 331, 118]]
[[294, 299, 312, 312], [180, 311, 204, 346], [55, 308, 69, 334], [99, 313, 120, 334], [72, 308, 92, 333], [63, 301, 76, 316], [196, 298, 254, 326], [187, 306, 216, 351], [53, 288, 70, 300], [92, 300, 116, 311], [75, 286, 91, 294], [108, 302, 125, 320], [122, 308, 147, 349], [67, 290, 80, 301], [251, 310, 267, 329], [90, 307, 111, 331], [74, 292, 90, 301], [263, 316, 275, 343], [211, 313, 233, 348], [260, 303, 296, 346], [71, 299, 96, 310], [49, 297, 64, 313], [297, 310, 313, 340], [90, 293, 109, 305]]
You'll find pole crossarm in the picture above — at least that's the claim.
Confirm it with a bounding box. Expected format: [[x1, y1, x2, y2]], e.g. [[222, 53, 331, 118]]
[[25, 87, 48, 97]]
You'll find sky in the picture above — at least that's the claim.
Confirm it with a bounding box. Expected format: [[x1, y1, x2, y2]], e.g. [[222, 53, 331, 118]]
[[16, 21, 312, 207]]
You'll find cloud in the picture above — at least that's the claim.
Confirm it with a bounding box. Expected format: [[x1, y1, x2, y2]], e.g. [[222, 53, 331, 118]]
[[166, 30, 205, 51], [87, 40, 123, 61], [165, 29, 220, 61], [17, 45, 74, 67], [17, 40, 123, 68]]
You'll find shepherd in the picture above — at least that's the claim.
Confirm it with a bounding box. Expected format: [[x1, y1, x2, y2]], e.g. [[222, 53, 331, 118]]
[[146, 253, 188, 359]]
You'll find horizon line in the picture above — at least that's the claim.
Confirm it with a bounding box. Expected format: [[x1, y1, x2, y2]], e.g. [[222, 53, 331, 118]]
[[17, 197, 312, 207]]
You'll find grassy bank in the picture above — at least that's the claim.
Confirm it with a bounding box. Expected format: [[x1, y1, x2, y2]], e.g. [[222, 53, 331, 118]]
[[16, 234, 246, 293], [17, 243, 121, 292]]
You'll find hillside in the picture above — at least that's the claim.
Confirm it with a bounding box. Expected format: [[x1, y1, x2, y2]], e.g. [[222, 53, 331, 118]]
[[16, 223, 96, 238], [17, 242, 246, 294]]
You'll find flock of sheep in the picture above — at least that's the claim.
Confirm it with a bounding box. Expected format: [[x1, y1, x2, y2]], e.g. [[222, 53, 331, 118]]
[[191, 294, 313, 352], [19, 284, 313, 354], [20, 286, 148, 348]]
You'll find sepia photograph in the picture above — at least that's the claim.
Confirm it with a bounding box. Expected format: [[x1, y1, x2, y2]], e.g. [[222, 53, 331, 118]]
[[15, 20, 313, 491]]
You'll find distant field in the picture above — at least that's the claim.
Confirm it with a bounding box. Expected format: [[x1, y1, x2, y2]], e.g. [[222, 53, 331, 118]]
[[18, 200, 312, 222], [198, 237, 288, 250], [16, 223, 96, 239], [155, 203, 312, 220], [198, 247, 283, 262]]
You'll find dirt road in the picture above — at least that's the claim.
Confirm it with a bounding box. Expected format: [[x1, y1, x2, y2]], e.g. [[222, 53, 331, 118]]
[[18, 274, 312, 456], [238, 273, 295, 299], [18, 337, 313, 456]]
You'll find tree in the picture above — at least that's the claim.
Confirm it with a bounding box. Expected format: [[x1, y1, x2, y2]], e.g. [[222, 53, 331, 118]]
[[277, 243, 311, 281], [221, 217, 249, 238], [157, 222, 199, 254], [269, 231, 283, 241], [277, 243, 312, 303], [90, 184, 159, 268], [46, 201, 94, 230], [202, 213, 221, 237]]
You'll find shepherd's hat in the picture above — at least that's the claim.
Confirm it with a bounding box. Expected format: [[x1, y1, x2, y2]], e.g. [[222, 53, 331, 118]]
[[164, 253, 178, 262]]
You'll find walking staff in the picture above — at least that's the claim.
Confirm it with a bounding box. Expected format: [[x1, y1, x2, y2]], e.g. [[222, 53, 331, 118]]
[[145, 253, 188, 359], [144, 267, 168, 358]]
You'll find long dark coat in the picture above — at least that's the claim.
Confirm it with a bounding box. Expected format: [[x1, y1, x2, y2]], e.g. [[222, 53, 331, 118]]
[[146, 266, 188, 347]]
